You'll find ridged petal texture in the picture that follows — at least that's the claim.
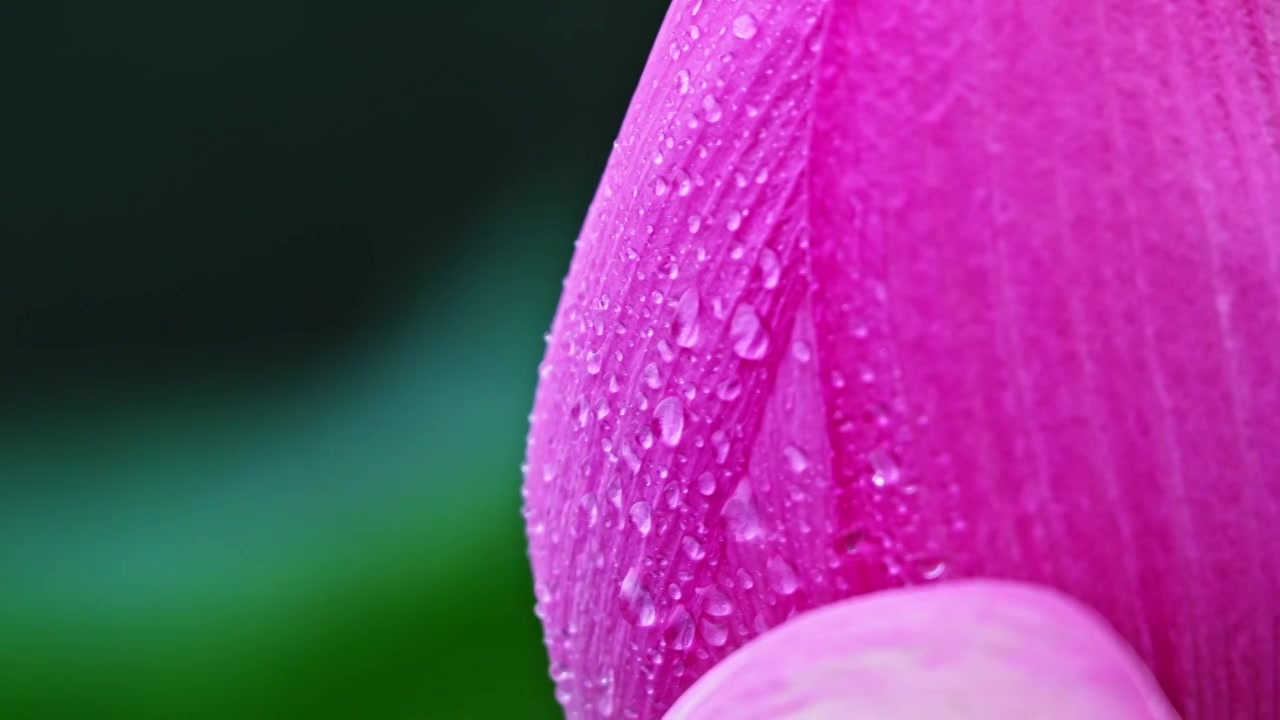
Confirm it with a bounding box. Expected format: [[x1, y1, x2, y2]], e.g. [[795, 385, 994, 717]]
[[522, 0, 1280, 718]]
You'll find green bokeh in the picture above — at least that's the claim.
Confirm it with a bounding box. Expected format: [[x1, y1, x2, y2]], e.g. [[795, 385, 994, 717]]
[[1, 1, 667, 717]]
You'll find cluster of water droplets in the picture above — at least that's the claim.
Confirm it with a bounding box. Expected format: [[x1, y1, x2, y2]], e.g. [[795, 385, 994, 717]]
[[516, 1, 953, 716]]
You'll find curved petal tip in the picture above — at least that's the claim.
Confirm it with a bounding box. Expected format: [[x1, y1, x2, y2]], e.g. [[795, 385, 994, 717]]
[[666, 580, 1179, 720]]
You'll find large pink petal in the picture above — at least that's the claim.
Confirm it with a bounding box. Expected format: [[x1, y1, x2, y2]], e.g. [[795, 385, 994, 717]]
[[523, 0, 1280, 718]]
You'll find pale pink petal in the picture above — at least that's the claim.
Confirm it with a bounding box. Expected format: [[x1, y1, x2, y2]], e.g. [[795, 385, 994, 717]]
[[523, 0, 1280, 718], [665, 581, 1178, 720]]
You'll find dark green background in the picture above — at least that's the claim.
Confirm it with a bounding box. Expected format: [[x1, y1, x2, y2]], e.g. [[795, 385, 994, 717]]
[[1, 2, 667, 717]]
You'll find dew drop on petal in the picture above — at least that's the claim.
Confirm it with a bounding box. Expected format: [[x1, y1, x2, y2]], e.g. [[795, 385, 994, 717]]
[[702, 95, 722, 123], [657, 339, 676, 363], [681, 535, 706, 560], [629, 501, 653, 535], [675, 168, 693, 197], [696, 471, 717, 496], [869, 444, 900, 487], [675, 68, 690, 94], [664, 605, 695, 650], [711, 430, 731, 464], [700, 618, 728, 647], [732, 14, 758, 40], [715, 377, 743, 401], [767, 557, 799, 595], [580, 493, 599, 527], [703, 587, 734, 617], [730, 304, 770, 360], [619, 568, 657, 627], [791, 341, 812, 363], [782, 445, 810, 473], [674, 288, 701, 348], [722, 480, 762, 541], [643, 362, 662, 389], [758, 247, 780, 289], [915, 555, 947, 581], [655, 396, 685, 447]]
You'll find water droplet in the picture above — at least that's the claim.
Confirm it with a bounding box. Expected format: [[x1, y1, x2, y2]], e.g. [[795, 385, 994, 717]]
[[736, 568, 755, 589], [674, 288, 700, 348], [755, 167, 770, 184], [657, 339, 676, 363], [702, 95, 722, 123], [674, 169, 693, 198], [758, 247, 780, 289], [715, 377, 743, 401], [703, 587, 734, 617], [580, 493, 599, 527], [730, 304, 770, 360], [791, 341, 812, 363], [669, 583, 682, 600], [620, 440, 642, 473], [700, 618, 728, 647], [654, 397, 685, 447], [653, 151, 665, 166], [839, 529, 866, 554], [598, 680, 616, 718], [767, 557, 799, 595], [586, 349, 603, 374], [607, 478, 623, 509], [655, 177, 669, 196], [550, 661, 573, 683], [726, 210, 742, 231], [830, 371, 846, 388], [687, 214, 702, 233], [782, 445, 809, 473], [643, 362, 662, 389], [681, 535, 706, 560], [722, 481, 762, 541], [711, 430, 730, 463], [915, 556, 947, 581], [630, 501, 653, 535], [696, 471, 716, 496], [663, 482, 681, 509], [869, 444, 900, 487], [664, 605, 695, 650], [732, 14, 758, 40], [619, 568, 657, 627], [675, 69, 690, 94]]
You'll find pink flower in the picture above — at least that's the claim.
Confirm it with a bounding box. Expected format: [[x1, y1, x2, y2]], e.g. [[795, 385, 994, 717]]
[[522, 1, 1280, 718]]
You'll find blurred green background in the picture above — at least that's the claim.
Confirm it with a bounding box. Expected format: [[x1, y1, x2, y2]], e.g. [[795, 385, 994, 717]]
[[0, 2, 666, 717]]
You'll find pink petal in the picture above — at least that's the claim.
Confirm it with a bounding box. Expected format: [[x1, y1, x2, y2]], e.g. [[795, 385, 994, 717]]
[[665, 581, 1178, 720], [523, 1, 1280, 718]]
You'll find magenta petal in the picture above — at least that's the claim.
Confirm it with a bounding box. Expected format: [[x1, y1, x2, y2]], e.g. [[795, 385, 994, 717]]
[[665, 581, 1178, 719], [524, 1, 1280, 718]]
